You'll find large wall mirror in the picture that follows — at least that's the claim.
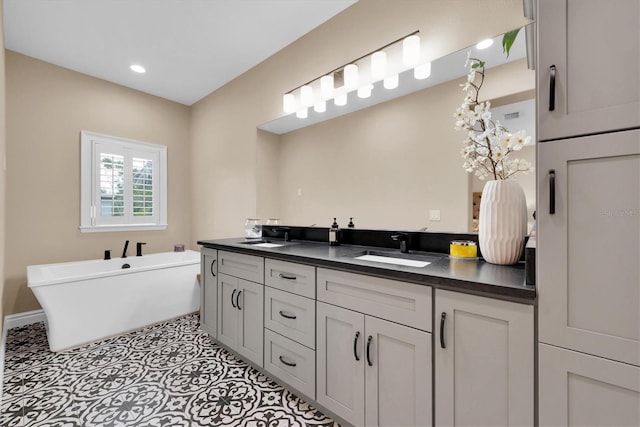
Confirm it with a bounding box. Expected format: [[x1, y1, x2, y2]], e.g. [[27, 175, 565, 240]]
[[257, 25, 535, 233]]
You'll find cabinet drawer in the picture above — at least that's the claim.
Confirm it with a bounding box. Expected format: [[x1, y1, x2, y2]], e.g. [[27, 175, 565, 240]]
[[219, 251, 264, 283], [265, 259, 316, 298], [317, 268, 432, 332], [265, 287, 315, 349], [264, 329, 316, 399]]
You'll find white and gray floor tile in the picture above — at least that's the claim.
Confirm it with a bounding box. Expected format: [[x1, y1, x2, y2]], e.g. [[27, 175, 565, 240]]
[[1, 314, 338, 427]]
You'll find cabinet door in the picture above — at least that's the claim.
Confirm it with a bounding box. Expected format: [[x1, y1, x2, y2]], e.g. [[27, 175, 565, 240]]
[[435, 289, 533, 426], [236, 279, 264, 367], [365, 316, 431, 427], [200, 250, 217, 337], [538, 132, 640, 366], [317, 302, 365, 426], [539, 343, 640, 427], [217, 273, 238, 350], [537, 0, 640, 141]]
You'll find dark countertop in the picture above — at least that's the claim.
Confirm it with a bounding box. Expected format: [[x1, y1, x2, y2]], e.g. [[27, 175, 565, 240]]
[[197, 238, 536, 303]]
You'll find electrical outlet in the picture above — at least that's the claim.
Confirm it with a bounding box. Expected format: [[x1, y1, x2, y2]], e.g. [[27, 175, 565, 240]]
[[429, 209, 441, 221]]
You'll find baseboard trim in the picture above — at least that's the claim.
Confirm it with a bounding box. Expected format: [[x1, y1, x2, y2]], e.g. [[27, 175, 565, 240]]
[[4, 309, 46, 331], [1, 309, 47, 404]]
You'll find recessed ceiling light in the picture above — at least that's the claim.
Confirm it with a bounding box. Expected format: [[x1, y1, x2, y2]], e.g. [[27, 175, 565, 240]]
[[476, 39, 494, 50], [130, 64, 146, 73]]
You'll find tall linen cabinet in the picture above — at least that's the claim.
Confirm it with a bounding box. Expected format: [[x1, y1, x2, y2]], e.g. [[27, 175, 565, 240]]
[[536, 1, 640, 425]]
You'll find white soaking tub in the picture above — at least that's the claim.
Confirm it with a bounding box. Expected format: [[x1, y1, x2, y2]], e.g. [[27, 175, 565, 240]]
[[27, 250, 200, 352]]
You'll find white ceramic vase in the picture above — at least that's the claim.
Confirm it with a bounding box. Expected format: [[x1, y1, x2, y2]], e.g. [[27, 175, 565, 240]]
[[478, 180, 527, 265]]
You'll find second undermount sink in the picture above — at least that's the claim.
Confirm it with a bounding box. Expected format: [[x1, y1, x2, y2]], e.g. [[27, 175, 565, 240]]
[[344, 250, 442, 268]]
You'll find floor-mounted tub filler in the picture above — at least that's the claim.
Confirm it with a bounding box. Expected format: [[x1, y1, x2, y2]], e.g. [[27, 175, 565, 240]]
[[27, 250, 200, 352]]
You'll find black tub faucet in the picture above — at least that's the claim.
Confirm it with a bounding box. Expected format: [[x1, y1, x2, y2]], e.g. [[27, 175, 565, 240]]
[[104, 250, 111, 260], [136, 242, 147, 257], [121, 240, 129, 258], [391, 233, 409, 253]]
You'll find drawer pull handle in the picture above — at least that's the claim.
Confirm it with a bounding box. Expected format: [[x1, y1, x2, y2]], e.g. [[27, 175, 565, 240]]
[[279, 310, 297, 320], [549, 65, 556, 111], [549, 170, 556, 215], [440, 312, 447, 349], [236, 290, 242, 310], [279, 355, 297, 367], [279, 273, 297, 280], [210, 259, 216, 277], [366, 335, 373, 366], [231, 289, 237, 308], [353, 331, 360, 361]]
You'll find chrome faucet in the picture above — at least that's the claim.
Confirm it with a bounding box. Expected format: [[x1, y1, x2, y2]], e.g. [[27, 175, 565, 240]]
[[391, 233, 409, 253]]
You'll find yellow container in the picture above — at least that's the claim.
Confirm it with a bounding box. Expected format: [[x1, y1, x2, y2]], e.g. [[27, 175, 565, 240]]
[[450, 240, 478, 258]]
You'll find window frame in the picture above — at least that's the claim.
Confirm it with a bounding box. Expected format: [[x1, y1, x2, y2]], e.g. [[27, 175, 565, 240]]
[[80, 130, 167, 233]]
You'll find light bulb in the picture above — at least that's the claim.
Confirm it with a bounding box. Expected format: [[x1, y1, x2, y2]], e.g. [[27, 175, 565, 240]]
[[320, 75, 334, 99], [344, 64, 359, 89], [283, 93, 296, 113], [414, 62, 431, 79], [371, 51, 387, 80], [296, 108, 308, 119], [357, 85, 373, 98], [384, 74, 399, 90], [300, 85, 314, 107], [334, 93, 347, 106], [476, 39, 494, 50], [314, 100, 326, 113], [402, 35, 421, 66]]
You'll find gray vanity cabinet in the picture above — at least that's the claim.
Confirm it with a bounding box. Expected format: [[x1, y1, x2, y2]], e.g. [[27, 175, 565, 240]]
[[216, 251, 264, 368], [434, 289, 534, 426], [200, 248, 217, 338], [316, 269, 432, 427], [537, 0, 639, 141]]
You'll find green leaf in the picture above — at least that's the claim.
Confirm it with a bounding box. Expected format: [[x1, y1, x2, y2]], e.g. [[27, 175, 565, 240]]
[[502, 29, 521, 58]]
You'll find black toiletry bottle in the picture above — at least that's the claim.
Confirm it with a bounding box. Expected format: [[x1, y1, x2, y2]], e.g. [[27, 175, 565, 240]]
[[329, 218, 340, 246], [348, 217, 355, 228]]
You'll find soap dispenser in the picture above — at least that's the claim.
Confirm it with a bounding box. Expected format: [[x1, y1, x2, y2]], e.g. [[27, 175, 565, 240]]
[[348, 217, 355, 228], [329, 218, 340, 246]]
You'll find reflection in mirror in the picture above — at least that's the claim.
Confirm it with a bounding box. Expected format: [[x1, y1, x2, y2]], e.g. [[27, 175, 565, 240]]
[[257, 26, 535, 233]]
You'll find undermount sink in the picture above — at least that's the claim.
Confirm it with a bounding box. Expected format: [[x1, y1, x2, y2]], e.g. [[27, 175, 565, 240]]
[[237, 239, 286, 248], [344, 250, 442, 268]]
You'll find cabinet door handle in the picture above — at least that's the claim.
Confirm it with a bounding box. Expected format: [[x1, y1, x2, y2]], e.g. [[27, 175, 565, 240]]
[[549, 170, 556, 215], [440, 312, 447, 349], [236, 290, 242, 310], [279, 355, 297, 367], [231, 289, 237, 308], [279, 273, 297, 280], [353, 331, 360, 361], [278, 310, 297, 320], [366, 335, 373, 366], [549, 65, 556, 111], [210, 259, 216, 277]]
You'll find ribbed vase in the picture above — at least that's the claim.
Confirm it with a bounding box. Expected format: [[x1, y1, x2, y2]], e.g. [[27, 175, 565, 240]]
[[478, 180, 527, 265]]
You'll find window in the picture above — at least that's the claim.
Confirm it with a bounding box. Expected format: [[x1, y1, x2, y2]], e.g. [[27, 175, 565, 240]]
[[80, 131, 167, 232]]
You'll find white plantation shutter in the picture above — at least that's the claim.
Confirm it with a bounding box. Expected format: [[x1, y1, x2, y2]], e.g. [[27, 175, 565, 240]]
[[81, 131, 167, 232]]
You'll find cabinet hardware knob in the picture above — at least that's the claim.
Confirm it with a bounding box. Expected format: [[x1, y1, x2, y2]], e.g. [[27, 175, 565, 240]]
[[353, 331, 360, 361], [440, 312, 447, 349], [278, 310, 297, 320], [231, 289, 237, 308], [279, 273, 297, 280], [549, 65, 556, 111], [366, 335, 373, 366], [279, 355, 297, 367], [549, 170, 556, 215], [236, 290, 242, 310]]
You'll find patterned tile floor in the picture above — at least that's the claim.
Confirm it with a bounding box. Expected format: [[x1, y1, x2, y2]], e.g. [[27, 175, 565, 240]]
[[1, 314, 338, 427]]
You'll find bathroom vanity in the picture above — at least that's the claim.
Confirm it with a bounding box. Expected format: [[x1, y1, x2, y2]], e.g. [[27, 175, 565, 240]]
[[198, 233, 534, 427]]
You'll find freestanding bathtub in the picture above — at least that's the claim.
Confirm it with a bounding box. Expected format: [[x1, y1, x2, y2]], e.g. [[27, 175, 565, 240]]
[[27, 250, 200, 352]]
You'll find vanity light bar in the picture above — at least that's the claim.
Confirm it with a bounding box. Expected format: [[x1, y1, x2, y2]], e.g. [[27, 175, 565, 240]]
[[283, 30, 431, 117]]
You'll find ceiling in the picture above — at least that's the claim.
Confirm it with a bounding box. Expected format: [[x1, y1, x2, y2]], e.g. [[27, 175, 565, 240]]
[[3, 0, 357, 106]]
